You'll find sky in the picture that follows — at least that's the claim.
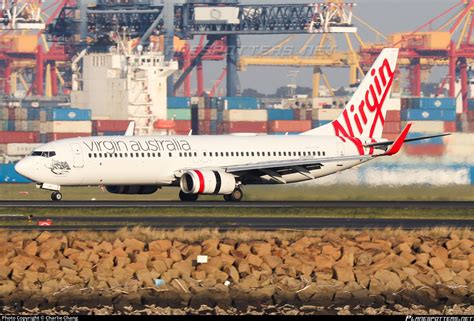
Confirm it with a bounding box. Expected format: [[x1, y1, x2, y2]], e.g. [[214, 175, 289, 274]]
[[197, 0, 461, 95]]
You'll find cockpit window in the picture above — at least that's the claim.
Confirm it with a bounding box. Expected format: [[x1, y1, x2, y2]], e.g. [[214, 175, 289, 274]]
[[31, 151, 56, 158]]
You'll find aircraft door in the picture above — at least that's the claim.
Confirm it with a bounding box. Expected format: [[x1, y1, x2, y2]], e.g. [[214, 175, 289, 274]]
[[337, 142, 345, 166], [70, 143, 84, 168]]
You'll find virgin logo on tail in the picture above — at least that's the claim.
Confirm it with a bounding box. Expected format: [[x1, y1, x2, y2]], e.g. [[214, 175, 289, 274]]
[[332, 57, 396, 155]]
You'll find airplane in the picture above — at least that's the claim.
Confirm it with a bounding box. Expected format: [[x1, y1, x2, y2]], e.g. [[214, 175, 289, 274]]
[[14, 48, 449, 202]]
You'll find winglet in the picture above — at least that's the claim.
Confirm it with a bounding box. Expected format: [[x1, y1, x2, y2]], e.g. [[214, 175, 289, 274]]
[[125, 121, 135, 136], [384, 123, 412, 156]]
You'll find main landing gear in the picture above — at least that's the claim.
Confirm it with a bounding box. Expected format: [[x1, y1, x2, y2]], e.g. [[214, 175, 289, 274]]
[[179, 190, 199, 202], [178, 188, 244, 202], [51, 191, 63, 201], [223, 188, 243, 202]]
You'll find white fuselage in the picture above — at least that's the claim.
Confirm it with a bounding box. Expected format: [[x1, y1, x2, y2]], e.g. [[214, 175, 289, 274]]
[[15, 134, 375, 187]]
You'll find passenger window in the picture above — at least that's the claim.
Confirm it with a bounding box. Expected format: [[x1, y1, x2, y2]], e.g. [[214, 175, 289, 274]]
[[94, 153, 97, 158], [130, 153, 134, 158], [99, 153, 103, 158], [158, 153, 161, 157], [169, 153, 172, 157], [204, 152, 207, 157], [114, 153, 118, 158], [141, 153, 145, 157], [104, 154, 108, 158], [323, 151, 326, 156], [298, 152, 302, 156], [88, 153, 92, 158], [179, 153, 182, 157], [125, 153, 128, 157], [194, 152, 197, 157], [120, 153, 123, 158], [231, 152, 234, 157], [226, 152, 229, 157], [278, 152, 282, 156]]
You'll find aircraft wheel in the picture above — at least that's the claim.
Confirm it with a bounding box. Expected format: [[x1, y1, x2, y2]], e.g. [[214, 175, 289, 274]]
[[51, 191, 62, 201], [225, 188, 243, 202], [179, 190, 198, 202]]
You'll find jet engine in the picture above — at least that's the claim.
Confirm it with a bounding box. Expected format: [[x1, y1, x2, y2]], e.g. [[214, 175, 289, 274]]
[[180, 169, 236, 195], [105, 185, 158, 195]]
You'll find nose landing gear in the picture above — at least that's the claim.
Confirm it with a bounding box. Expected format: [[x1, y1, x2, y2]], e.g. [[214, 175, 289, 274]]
[[51, 191, 63, 201]]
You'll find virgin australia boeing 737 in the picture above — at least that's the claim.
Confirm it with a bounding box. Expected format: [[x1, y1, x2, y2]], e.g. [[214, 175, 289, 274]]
[[14, 48, 449, 201]]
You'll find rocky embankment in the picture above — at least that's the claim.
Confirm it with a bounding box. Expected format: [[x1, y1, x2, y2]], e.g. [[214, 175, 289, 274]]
[[0, 229, 472, 314]]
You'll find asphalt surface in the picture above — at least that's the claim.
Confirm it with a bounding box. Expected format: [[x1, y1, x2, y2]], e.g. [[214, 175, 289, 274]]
[[0, 200, 473, 209], [0, 217, 472, 231]]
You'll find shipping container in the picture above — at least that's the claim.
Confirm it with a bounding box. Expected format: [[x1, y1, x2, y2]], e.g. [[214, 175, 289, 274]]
[[168, 108, 191, 120], [385, 110, 401, 122], [404, 144, 446, 157], [0, 131, 39, 144], [269, 120, 312, 133], [467, 110, 474, 122], [46, 108, 92, 121], [96, 132, 125, 136], [402, 121, 446, 133], [46, 121, 92, 134], [191, 97, 205, 109], [312, 120, 331, 128], [93, 120, 131, 132], [198, 120, 211, 134], [401, 109, 456, 121], [382, 133, 399, 140], [47, 133, 91, 141], [444, 121, 457, 133], [27, 108, 40, 120], [223, 121, 267, 133], [174, 120, 191, 133], [312, 108, 342, 121], [0, 163, 31, 183], [407, 98, 456, 110], [167, 97, 191, 109], [267, 109, 295, 121], [198, 109, 217, 121], [6, 143, 42, 156], [468, 99, 474, 111], [223, 110, 268, 122], [382, 121, 401, 134], [271, 132, 302, 136], [224, 97, 259, 110], [386, 98, 401, 111]]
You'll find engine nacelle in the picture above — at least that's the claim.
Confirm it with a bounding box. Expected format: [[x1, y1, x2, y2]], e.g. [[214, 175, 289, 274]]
[[180, 169, 236, 195], [105, 185, 158, 195]]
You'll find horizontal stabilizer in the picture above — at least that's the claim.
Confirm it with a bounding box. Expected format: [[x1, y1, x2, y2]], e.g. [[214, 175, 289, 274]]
[[365, 133, 451, 149]]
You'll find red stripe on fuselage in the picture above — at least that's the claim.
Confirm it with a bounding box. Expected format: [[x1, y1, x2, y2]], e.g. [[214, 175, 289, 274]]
[[195, 170, 205, 194]]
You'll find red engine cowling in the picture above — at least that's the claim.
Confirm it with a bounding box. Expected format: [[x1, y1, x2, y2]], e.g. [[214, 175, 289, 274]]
[[180, 170, 236, 195], [105, 185, 158, 195]]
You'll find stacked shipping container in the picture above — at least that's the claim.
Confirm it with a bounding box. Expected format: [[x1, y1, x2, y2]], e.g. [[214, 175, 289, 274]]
[[401, 97, 457, 157]]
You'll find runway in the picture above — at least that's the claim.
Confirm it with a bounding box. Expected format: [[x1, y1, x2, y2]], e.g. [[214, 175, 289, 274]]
[[0, 216, 472, 231], [1, 200, 474, 209]]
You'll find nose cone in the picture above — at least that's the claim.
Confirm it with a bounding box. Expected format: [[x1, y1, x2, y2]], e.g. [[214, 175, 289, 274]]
[[15, 159, 32, 180]]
